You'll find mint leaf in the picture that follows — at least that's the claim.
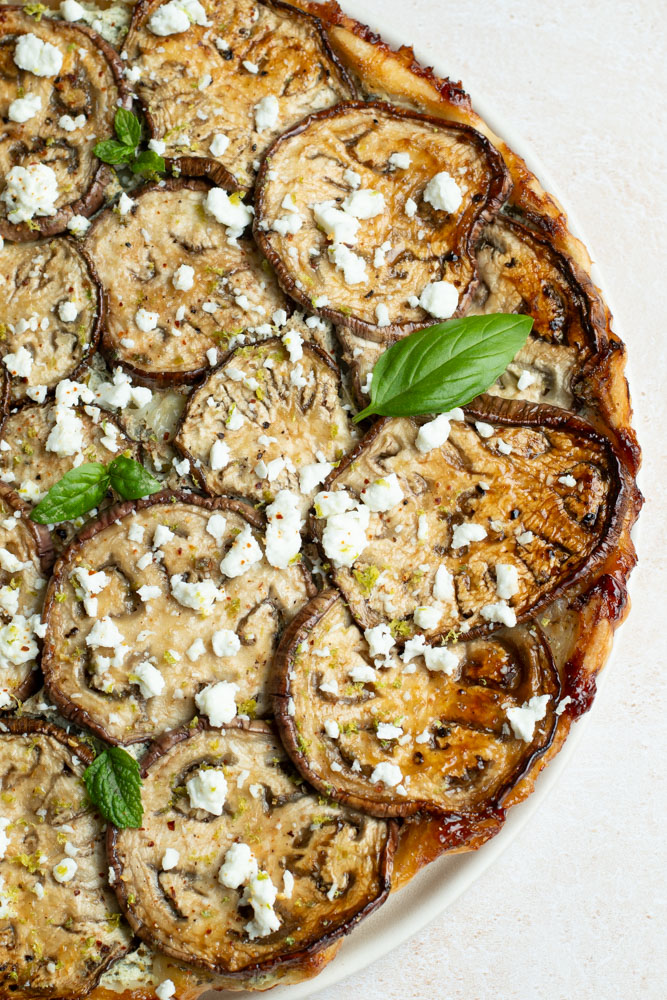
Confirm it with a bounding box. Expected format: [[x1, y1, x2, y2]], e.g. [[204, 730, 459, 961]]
[[31, 464, 110, 524], [83, 748, 143, 829], [93, 139, 134, 165], [130, 150, 166, 176], [354, 314, 533, 422], [108, 455, 162, 500], [114, 107, 141, 148]]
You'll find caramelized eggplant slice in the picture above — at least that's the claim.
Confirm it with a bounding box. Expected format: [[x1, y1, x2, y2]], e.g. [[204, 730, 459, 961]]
[[0, 237, 102, 403], [122, 0, 355, 190], [84, 180, 287, 386], [254, 101, 510, 337], [0, 401, 131, 507], [42, 492, 314, 744], [0, 9, 128, 241], [274, 591, 558, 817], [108, 720, 395, 975], [0, 483, 52, 708], [0, 718, 131, 998], [176, 337, 353, 514], [311, 399, 633, 641]]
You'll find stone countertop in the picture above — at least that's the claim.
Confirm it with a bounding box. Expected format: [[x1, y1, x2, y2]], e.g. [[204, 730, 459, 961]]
[[312, 1, 666, 997]]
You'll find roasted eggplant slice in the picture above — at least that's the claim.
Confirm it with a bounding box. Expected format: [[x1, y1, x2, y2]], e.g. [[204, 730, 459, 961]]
[[122, 0, 355, 190], [108, 720, 395, 975], [254, 101, 510, 337], [274, 591, 558, 817], [0, 401, 131, 507], [0, 718, 131, 998], [84, 180, 288, 386], [0, 237, 102, 403], [0, 8, 128, 241], [42, 492, 314, 744], [0, 483, 52, 708], [176, 338, 353, 514], [311, 399, 633, 641]]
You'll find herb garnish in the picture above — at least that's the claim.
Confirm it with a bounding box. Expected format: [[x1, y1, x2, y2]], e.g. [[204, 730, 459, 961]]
[[30, 455, 161, 524], [94, 108, 165, 176], [83, 748, 143, 829]]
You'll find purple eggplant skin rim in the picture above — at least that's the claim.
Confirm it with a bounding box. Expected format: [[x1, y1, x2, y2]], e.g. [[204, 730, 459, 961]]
[[41, 489, 316, 744], [253, 99, 512, 340], [0, 8, 132, 242], [173, 335, 344, 496], [123, 0, 358, 193], [272, 588, 560, 819], [106, 716, 398, 977], [309, 395, 641, 644]]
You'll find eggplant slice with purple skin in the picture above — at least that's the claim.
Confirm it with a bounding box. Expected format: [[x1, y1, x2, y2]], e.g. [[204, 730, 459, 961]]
[[0, 483, 52, 708], [0, 238, 102, 404], [122, 0, 355, 191], [273, 590, 559, 817], [175, 337, 354, 515], [108, 720, 396, 976], [84, 180, 287, 386], [254, 101, 510, 337], [0, 718, 131, 999], [0, 8, 129, 242], [310, 398, 635, 642], [42, 491, 315, 745]]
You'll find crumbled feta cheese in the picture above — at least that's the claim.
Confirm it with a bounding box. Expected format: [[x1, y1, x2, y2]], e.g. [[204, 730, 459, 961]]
[[401, 634, 428, 663], [495, 563, 519, 600], [137, 584, 162, 603], [209, 439, 231, 472], [219, 842, 257, 888], [211, 628, 240, 657], [413, 605, 441, 630], [361, 473, 404, 512], [423, 171, 463, 213], [282, 327, 303, 362], [209, 133, 230, 156], [242, 870, 281, 939], [60, 0, 85, 20], [517, 369, 536, 391], [170, 574, 220, 614], [86, 616, 123, 650], [370, 762, 402, 787], [124, 65, 141, 84], [389, 151, 411, 169], [375, 302, 390, 326], [52, 858, 77, 883], [321, 506, 370, 568], [67, 214, 90, 236], [342, 189, 385, 219], [516, 530, 534, 545], [0, 615, 38, 665], [26, 384, 47, 403], [405, 197, 417, 218], [173, 263, 194, 291], [324, 720, 340, 739], [161, 848, 179, 870], [135, 308, 159, 332], [46, 404, 84, 456], [14, 33, 63, 77], [155, 980, 176, 1000], [298, 461, 332, 494], [148, 0, 209, 36], [364, 623, 395, 659], [242, 59, 259, 73], [497, 439, 512, 455], [186, 768, 227, 814], [328, 243, 367, 285], [59, 113, 86, 132], [451, 522, 487, 549], [475, 421, 494, 438], [0, 818, 11, 862], [558, 474, 577, 488], [419, 280, 459, 319], [377, 723, 402, 740], [254, 95, 279, 132], [131, 661, 165, 699], [314, 489, 355, 518], [148, 138, 166, 155], [58, 300, 78, 323], [205, 513, 227, 545], [0, 587, 19, 617], [219, 523, 262, 577], [195, 680, 238, 726], [7, 92, 42, 123], [204, 188, 252, 239], [312, 201, 360, 245], [506, 694, 550, 741], [415, 409, 463, 452], [265, 490, 303, 569], [433, 565, 455, 603], [480, 600, 517, 627], [1, 164, 58, 224], [423, 644, 459, 674], [3, 345, 33, 378]]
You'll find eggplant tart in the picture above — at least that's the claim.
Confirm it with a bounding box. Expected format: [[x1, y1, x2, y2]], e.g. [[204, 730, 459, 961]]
[[0, 0, 641, 996]]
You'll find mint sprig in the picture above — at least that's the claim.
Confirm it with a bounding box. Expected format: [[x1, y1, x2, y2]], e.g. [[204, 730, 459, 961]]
[[83, 748, 143, 829], [31, 455, 161, 524], [94, 108, 165, 176], [354, 314, 533, 422]]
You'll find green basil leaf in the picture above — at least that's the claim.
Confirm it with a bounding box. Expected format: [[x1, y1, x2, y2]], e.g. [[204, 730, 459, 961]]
[[354, 314, 533, 422], [130, 150, 166, 176], [114, 107, 141, 148], [83, 748, 143, 829], [93, 139, 134, 165], [31, 464, 110, 524], [108, 455, 162, 500]]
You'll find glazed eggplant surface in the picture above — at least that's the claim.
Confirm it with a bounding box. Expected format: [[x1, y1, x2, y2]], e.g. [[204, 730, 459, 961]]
[[84, 181, 286, 384], [108, 721, 395, 974], [42, 493, 314, 744], [254, 101, 510, 336], [122, 0, 355, 190], [0, 9, 127, 240], [311, 400, 631, 641], [274, 591, 559, 817], [0, 719, 131, 999], [176, 338, 353, 514], [0, 484, 52, 708], [0, 238, 101, 403]]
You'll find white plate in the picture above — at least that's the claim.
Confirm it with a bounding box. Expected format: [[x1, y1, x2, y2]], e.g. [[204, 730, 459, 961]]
[[202, 7, 632, 996]]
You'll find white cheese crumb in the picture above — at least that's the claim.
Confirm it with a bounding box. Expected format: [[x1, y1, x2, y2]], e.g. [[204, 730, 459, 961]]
[[517, 369, 536, 391], [558, 474, 577, 487], [423, 645, 459, 674], [507, 694, 550, 741], [413, 605, 441, 630], [219, 523, 262, 577], [254, 95, 279, 132], [451, 522, 487, 549], [389, 152, 411, 169], [370, 762, 402, 787], [419, 280, 459, 319], [375, 302, 390, 326], [328, 243, 367, 285], [211, 628, 241, 657], [265, 489, 303, 569], [195, 680, 238, 726], [60, 0, 85, 20], [14, 33, 63, 77], [298, 461, 332, 494], [321, 506, 370, 568], [206, 513, 227, 544], [161, 848, 179, 870], [186, 768, 227, 814], [67, 215, 90, 236], [475, 421, 494, 438], [415, 409, 463, 452], [342, 189, 385, 219], [209, 439, 231, 472], [204, 188, 252, 239], [135, 308, 159, 332], [1, 164, 59, 224], [324, 720, 340, 739], [148, 0, 209, 36], [3, 345, 33, 379], [155, 980, 176, 1000], [360, 473, 404, 512], [495, 563, 519, 600], [52, 858, 77, 883], [170, 574, 220, 614], [7, 93, 42, 123], [312, 201, 360, 245], [423, 171, 463, 213], [480, 600, 517, 628], [131, 661, 165, 699], [173, 263, 194, 291], [209, 133, 230, 156], [343, 168, 361, 188], [377, 723, 403, 740], [219, 842, 257, 888]]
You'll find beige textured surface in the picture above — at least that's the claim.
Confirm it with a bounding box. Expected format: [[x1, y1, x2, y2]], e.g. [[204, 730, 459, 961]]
[[309, 0, 665, 997]]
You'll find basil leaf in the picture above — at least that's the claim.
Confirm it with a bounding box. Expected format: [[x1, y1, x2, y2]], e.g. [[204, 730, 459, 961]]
[[130, 150, 166, 176], [108, 455, 162, 500], [114, 107, 141, 148], [83, 748, 143, 829], [31, 464, 110, 524], [354, 314, 533, 422], [93, 139, 134, 165]]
